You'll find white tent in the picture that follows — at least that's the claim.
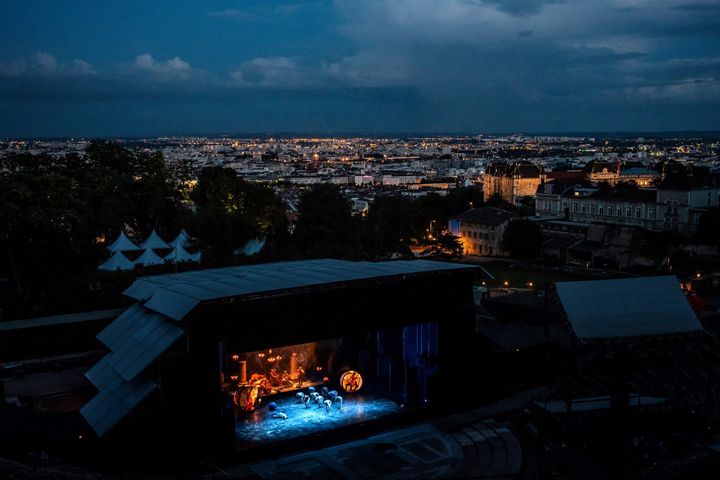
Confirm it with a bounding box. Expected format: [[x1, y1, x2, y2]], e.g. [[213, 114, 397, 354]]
[[134, 248, 165, 267], [169, 229, 192, 249], [98, 251, 135, 271], [164, 245, 201, 263], [139, 229, 170, 250], [106, 231, 140, 253], [240, 238, 266, 256]]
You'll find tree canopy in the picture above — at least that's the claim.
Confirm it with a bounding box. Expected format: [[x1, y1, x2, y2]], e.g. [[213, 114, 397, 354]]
[[502, 219, 543, 258]]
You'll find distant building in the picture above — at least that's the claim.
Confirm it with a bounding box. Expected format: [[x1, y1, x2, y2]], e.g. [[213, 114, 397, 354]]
[[583, 159, 620, 184], [483, 161, 545, 206], [619, 163, 659, 187], [449, 207, 514, 256], [535, 181, 720, 236]]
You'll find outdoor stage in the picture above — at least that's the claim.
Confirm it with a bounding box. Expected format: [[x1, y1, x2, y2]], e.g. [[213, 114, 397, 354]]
[[236, 394, 401, 445]]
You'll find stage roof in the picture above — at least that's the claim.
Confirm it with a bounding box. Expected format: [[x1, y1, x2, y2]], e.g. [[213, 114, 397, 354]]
[[124, 259, 484, 321], [555, 275, 703, 342], [81, 304, 183, 436]]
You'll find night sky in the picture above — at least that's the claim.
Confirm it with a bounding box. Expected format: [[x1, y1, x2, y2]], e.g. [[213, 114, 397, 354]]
[[1, 0, 719, 137]]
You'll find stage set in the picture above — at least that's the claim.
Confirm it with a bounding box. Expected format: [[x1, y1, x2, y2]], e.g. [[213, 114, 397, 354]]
[[226, 327, 434, 446]]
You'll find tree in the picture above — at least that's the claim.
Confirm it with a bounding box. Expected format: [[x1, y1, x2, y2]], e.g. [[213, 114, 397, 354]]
[[502, 219, 543, 258], [694, 207, 720, 247], [365, 195, 415, 258], [191, 166, 286, 264], [485, 194, 516, 211], [293, 184, 361, 259], [421, 232, 464, 258]]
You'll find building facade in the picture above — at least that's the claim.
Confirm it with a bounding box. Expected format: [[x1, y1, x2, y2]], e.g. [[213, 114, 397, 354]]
[[449, 207, 514, 256], [535, 182, 720, 236], [483, 161, 545, 206]]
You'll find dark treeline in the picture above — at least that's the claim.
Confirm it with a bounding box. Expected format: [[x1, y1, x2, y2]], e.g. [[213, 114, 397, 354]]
[[0, 141, 483, 319]]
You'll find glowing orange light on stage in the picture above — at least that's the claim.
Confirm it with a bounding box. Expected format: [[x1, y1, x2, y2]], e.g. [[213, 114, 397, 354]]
[[231, 354, 239, 361], [340, 370, 363, 393]]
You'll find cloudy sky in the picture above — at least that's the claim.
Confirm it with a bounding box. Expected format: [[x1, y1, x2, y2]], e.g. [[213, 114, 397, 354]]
[[1, 0, 719, 137]]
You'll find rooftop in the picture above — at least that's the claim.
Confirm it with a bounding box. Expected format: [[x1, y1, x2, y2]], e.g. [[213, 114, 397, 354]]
[[555, 275, 703, 342], [450, 207, 514, 227]]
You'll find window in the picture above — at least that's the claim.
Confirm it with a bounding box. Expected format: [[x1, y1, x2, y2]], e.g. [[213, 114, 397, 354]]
[[648, 208, 655, 220], [590, 203, 596, 214], [626, 207, 632, 217], [616, 206, 622, 216], [635, 208, 641, 218], [562, 201, 568, 210], [581, 203, 587, 213], [572, 202, 578, 213], [598, 204, 604, 215]]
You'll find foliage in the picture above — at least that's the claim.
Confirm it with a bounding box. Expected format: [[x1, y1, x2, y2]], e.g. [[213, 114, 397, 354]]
[[485, 194, 515, 211], [293, 184, 362, 259], [420, 232, 464, 258], [0, 142, 291, 319], [364, 195, 415, 258], [191, 166, 288, 264], [694, 207, 720, 247], [502, 219, 543, 258]]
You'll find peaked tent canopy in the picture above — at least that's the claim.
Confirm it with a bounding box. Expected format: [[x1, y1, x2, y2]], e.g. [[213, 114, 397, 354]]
[[555, 275, 703, 342], [168, 229, 192, 249], [134, 248, 165, 267], [164, 245, 201, 263], [139, 229, 170, 250], [106, 231, 140, 252], [98, 251, 135, 271], [240, 238, 266, 256]]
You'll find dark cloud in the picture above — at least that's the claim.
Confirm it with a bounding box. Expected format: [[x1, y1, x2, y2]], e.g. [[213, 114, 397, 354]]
[[0, 0, 719, 135], [478, 0, 566, 16]]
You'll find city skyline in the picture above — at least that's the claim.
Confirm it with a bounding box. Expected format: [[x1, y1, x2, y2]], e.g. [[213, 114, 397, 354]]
[[2, 0, 720, 137]]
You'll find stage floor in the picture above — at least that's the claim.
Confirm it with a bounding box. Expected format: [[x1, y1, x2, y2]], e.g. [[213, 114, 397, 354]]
[[236, 394, 401, 444]]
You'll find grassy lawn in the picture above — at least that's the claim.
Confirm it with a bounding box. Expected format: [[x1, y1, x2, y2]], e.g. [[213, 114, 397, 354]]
[[475, 260, 579, 289]]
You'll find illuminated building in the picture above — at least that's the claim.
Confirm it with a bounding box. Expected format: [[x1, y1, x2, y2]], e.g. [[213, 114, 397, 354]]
[[483, 161, 545, 206], [449, 207, 514, 256], [80, 259, 487, 457]]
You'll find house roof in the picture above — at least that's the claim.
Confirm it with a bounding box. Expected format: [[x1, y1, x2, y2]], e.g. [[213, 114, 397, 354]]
[[450, 207, 514, 226], [555, 276, 703, 342], [588, 188, 657, 203], [486, 161, 544, 178]]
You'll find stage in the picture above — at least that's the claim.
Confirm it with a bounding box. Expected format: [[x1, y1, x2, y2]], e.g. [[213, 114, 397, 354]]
[[236, 394, 401, 445]]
